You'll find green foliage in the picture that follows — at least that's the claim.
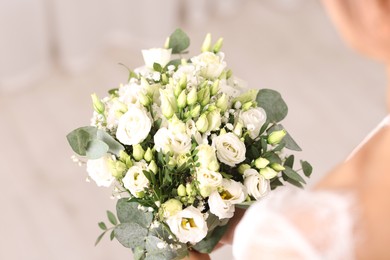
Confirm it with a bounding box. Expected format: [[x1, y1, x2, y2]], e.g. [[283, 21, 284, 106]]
[[193, 224, 229, 253], [116, 199, 153, 228], [66, 126, 124, 159], [107, 210, 118, 225], [268, 124, 302, 151], [115, 222, 148, 248], [257, 89, 288, 123], [301, 160, 313, 177], [169, 29, 190, 54]]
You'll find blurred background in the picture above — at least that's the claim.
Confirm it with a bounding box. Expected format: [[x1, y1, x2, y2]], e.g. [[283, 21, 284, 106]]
[[0, 0, 387, 259]]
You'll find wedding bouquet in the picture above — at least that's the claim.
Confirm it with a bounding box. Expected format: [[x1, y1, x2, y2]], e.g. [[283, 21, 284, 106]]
[[67, 29, 312, 260]]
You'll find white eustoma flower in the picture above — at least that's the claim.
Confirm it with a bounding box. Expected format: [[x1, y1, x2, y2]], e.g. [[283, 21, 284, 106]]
[[173, 64, 198, 86], [86, 154, 114, 187], [118, 82, 143, 105], [169, 132, 192, 155], [122, 161, 149, 197], [154, 127, 172, 154], [197, 144, 219, 171], [196, 168, 223, 197], [116, 105, 152, 145], [191, 52, 226, 79], [166, 206, 208, 244], [207, 109, 222, 132], [213, 133, 246, 167], [142, 48, 172, 68], [208, 179, 246, 219], [243, 168, 270, 200], [239, 107, 267, 139]]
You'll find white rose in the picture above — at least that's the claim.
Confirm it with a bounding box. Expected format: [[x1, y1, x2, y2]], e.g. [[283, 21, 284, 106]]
[[142, 48, 172, 68], [86, 154, 114, 187], [196, 168, 222, 197], [243, 169, 270, 200], [208, 179, 246, 219], [116, 105, 152, 145], [191, 52, 226, 79], [118, 82, 143, 105], [213, 133, 246, 167], [169, 132, 192, 155], [239, 107, 267, 139], [166, 206, 208, 244], [197, 144, 219, 171], [122, 161, 149, 197]]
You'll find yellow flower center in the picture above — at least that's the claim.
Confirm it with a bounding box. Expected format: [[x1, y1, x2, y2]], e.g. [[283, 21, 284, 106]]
[[181, 218, 197, 230]]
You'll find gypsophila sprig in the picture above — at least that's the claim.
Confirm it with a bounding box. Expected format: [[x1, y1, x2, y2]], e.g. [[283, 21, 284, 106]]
[[66, 28, 312, 260]]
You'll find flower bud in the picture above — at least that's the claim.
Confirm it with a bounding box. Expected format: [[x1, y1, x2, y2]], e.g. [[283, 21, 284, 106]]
[[210, 79, 220, 95], [119, 150, 133, 167], [139, 92, 151, 107], [207, 110, 222, 132], [242, 101, 253, 111], [191, 104, 201, 118], [149, 160, 158, 174], [181, 58, 187, 65], [216, 93, 229, 112], [196, 114, 209, 133], [108, 159, 127, 178], [270, 163, 285, 172], [144, 147, 153, 162], [260, 167, 278, 179], [136, 191, 145, 198], [161, 73, 168, 85], [255, 157, 270, 169], [268, 129, 287, 145], [159, 199, 182, 219], [179, 74, 187, 89], [164, 37, 170, 49], [187, 87, 197, 105], [212, 37, 224, 53], [160, 89, 176, 119], [226, 69, 233, 79], [233, 122, 243, 137], [132, 144, 145, 161], [177, 184, 187, 196], [177, 90, 187, 108], [174, 83, 182, 97], [201, 33, 212, 52], [199, 87, 211, 107], [238, 164, 251, 174], [91, 93, 105, 114], [186, 183, 196, 196]]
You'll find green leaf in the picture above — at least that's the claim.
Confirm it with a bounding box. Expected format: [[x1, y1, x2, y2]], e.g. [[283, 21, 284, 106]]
[[144, 236, 179, 260], [95, 232, 106, 246], [268, 124, 302, 151], [98, 222, 107, 230], [283, 166, 306, 184], [86, 139, 109, 159], [108, 88, 118, 95], [110, 230, 115, 241], [166, 59, 181, 70], [153, 63, 163, 72], [256, 89, 288, 123], [193, 224, 229, 253], [97, 129, 124, 156], [133, 246, 146, 260], [107, 210, 118, 225], [270, 178, 284, 190], [169, 28, 190, 54], [284, 155, 295, 168], [285, 177, 304, 188], [236, 201, 255, 209], [114, 222, 148, 248], [116, 199, 153, 228], [301, 160, 313, 177], [66, 126, 97, 156]]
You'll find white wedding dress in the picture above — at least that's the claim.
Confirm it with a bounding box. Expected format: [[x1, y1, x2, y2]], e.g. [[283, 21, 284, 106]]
[[232, 115, 390, 260]]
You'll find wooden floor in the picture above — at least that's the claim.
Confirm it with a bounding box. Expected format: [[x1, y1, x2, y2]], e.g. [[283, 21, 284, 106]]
[[1, 1, 387, 259]]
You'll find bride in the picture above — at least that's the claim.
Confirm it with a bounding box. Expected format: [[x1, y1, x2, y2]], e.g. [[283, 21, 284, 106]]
[[189, 0, 390, 259]]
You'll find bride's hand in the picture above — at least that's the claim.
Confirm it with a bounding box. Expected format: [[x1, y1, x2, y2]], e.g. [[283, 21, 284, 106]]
[[322, 0, 390, 62]]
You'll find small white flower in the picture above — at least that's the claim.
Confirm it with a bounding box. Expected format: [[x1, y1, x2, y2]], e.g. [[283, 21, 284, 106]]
[[122, 161, 149, 197], [166, 206, 208, 244], [118, 82, 143, 105], [157, 242, 166, 249], [239, 107, 267, 139], [196, 168, 223, 197], [116, 105, 152, 145], [208, 179, 246, 219], [243, 169, 270, 200], [86, 155, 114, 187], [213, 133, 246, 167], [142, 48, 172, 68], [196, 144, 220, 171]]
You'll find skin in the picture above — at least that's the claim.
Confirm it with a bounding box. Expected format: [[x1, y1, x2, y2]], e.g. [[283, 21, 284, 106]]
[[188, 0, 390, 258]]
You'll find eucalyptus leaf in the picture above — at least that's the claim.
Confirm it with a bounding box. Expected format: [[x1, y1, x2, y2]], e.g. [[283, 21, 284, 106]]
[[166, 59, 181, 70], [270, 178, 284, 190], [284, 155, 295, 168], [169, 29, 190, 54], [193, 224, 229, 253], [285, 177, 304, 189], [97, 129, 124, 156], [301, 160, 313, 177], [283, 166, 306, 184], [236, 201, 255, 209], [144, 236, 178, 260], [110, 230, 115, 241], [114, 222, 148, 248], [256, 89, 288, 123], [116, 199, 153, 228], [66, 126, 97, 156], [86, 139, 109, 159], [95, 232, 106, 246], [133, 246, 146, 260], [98, 222, 107, 230]]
